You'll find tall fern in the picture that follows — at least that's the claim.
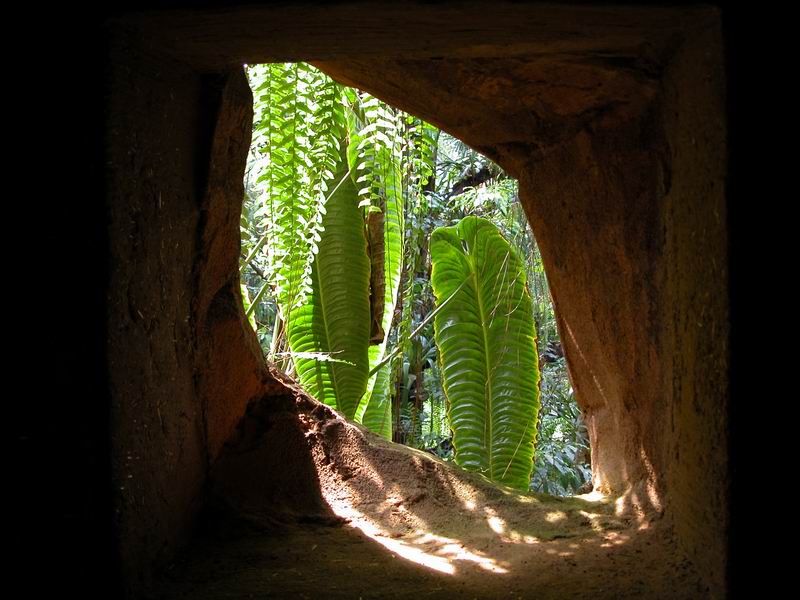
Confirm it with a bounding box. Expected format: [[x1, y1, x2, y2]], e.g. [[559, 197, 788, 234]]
[[347, 92, 407, 427], [247, 63, 346, 323], [245, 64, 437, 437]]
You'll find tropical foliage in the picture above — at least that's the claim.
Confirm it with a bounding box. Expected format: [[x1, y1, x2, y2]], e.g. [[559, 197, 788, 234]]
[[240, 62, 590, 495], [243, 63, 435, 422], [430, 217, 540, 491], [284, 142, 371, 418], [530, 355, 592, 496]]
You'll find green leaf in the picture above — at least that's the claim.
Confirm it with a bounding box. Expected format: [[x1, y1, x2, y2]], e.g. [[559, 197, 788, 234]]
[[240, 284, 257, 330], [349, 97, 405, 427], [361, 362, 393, 439], [285, 142, 371, 419], [430, 216, 540, 491]]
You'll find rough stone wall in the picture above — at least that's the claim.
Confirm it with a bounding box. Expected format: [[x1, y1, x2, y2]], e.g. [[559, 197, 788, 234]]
[[105, 30, 284, 592], [517, 101, 672, 507], [660, 23, 728, 592], [106, 36, 208, 590], [190, 67, 274, 462]]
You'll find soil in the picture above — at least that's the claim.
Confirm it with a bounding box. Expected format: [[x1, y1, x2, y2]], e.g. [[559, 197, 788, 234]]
[[150, 384, 708, 599]]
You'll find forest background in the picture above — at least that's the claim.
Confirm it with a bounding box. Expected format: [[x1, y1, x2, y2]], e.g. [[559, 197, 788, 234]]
[[239, 63, 590, 496]]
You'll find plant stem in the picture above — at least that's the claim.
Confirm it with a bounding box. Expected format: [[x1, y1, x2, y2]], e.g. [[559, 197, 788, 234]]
[[368, 278, 467, 377]]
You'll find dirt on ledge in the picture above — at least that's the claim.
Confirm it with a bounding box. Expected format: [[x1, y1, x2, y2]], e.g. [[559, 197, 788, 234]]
[[150, 380, 708, 599]]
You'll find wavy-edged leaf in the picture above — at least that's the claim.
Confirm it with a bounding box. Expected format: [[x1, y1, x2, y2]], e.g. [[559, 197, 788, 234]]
[[430, 216, 540, 491], [285, 141, 371, 419]]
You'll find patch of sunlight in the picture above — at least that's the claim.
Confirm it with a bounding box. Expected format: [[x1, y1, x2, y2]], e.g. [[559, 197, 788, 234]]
[[515, 494, 538, 503], [614, 488, 631, 516], [500, 527, 542, 545], [484, 507, 506, 534], [599, 531, 630, 548], [639, 448, 663, 512], [545, 511, 566, 523], [362, 524, 455, 574], [614, 487, 651, 524], [578, 510, 607, 534], [543, 547, 575, 557], [487, 516, 506, 534], [481, 507, 540, 544], [328, 501, 509, 575], [522, 534, 539, 544], [496, 487, 540, 503], [576, 490, 607, 503], [464, 499, 477, 511], [499, 530, 541, 545]]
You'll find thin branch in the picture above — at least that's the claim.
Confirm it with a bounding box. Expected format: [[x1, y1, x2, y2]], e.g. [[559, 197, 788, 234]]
[[246, 281, 271, 318], [368, 278, 468, 377], [447, 164, 496, 198]]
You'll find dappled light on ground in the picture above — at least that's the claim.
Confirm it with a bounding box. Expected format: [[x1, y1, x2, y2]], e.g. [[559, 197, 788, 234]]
[[329, 501, 509, 575], [152, 399, 708, 599]]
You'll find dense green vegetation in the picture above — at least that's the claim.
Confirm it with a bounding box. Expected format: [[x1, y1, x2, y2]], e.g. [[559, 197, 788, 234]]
[[240, 63, 590, 495], [430, 216, 540, 490]]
